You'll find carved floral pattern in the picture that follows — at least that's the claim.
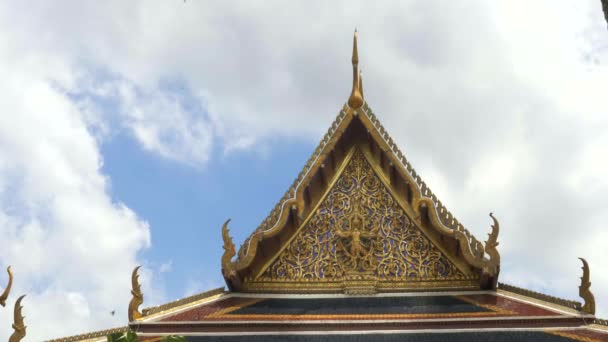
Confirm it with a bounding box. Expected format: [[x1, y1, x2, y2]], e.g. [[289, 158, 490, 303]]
[[259, 150, 466, 282]]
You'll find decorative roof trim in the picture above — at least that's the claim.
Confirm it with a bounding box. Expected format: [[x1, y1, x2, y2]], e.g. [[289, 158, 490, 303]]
[[224, 34, 500, 284], [594, 318, 608, 327], [225, 103, 500, 286], [0, 265, 13, 307], [358, 105, 499, 277], [229, 107, 351, 269], [128, 266, 143, 321], [10, 294, 26, 342], [44, 326, 128, 342], [578, 257, 595, 315], [498, 282, 582, 311], [142, 287, 225, 316]]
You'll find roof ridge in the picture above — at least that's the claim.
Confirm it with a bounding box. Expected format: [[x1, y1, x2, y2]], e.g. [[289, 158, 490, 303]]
[[44, 326, 128, 342], [236, 107, 349, 260], [361, 104, 478, 242], [497, 282, 582, 311], [141, 287, 225, 316]]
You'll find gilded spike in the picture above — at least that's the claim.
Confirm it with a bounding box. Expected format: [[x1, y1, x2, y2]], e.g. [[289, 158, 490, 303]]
[[128, 266, 143, 321], [221, 219, 237, 278], [347, 30, 364, 109], [9, 295, 26, 342], [578, 257, 595, 315], [0, 265, 13, 307], [359, 70, 364, 99]]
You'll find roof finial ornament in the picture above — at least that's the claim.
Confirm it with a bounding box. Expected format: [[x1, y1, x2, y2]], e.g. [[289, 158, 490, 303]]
[[128, 266, 143, 321], [0, 265, 13, 307], [347, 29, 364, 110], [9, 295, 26, 342], [221, 219, 237, 278], [578, 257, 595, 315]]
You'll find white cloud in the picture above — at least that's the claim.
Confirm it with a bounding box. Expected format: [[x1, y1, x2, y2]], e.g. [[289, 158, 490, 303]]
[[0, 19, 157, 340], [1, 1, 608, 339], [159, 261, 173, 274]]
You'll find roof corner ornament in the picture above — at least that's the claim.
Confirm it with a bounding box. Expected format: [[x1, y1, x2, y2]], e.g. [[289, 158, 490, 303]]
[[0, 265, 13, 307], [9, 294, 26, 342], [347, 29, 364, 110], [578, 257, 595, 315], [484, 213, 500, 272], [128, 266, 143, 321], [221, 219, 237, 279]]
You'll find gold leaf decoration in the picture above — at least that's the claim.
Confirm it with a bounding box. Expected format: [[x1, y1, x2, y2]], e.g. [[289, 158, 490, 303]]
[[259, 149, 466, 283], [9, 295, 26, 342], [0, 265, 13, 307]]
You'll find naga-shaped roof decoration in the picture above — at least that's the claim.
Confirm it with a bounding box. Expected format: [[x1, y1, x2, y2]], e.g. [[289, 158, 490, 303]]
[[221, 31, 501, 293], [0, 265, 13, 307], [128, 266, 143, 321], [9, 295, 26, 342]]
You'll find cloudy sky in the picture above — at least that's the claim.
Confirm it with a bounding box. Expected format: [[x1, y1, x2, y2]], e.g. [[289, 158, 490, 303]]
[[0, 1, 607, 340]]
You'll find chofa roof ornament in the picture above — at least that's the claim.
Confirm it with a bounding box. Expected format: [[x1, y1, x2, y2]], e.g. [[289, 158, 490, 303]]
[[578, 257, 595, 315], [0, 265, 13, 307], [9, 294, 26, 342], [128, 266, 144, 321]]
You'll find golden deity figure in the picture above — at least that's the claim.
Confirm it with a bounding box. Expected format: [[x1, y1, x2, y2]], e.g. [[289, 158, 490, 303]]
[[335, 204, 379, 270]]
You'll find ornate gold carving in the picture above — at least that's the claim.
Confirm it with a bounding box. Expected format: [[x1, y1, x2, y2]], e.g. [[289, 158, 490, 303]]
[[221, 219, 237, 279], [128, 266, 143, 321], [335, 203, 380, 272], [0, 265, 13, 307], [257, 149, 467, 289], [347, 30, 364, 110], [9, 295, 26, 342], [233, 108, 351, 273], [342, 271, 377, 295], [579, 257, 595, 315], [484, 213, 500, 274], [229, 55, 500, 284]]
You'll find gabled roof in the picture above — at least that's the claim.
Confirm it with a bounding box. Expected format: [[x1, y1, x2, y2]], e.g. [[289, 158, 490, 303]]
[[46, 30, 604, 342], [220, 32, 500, 293]]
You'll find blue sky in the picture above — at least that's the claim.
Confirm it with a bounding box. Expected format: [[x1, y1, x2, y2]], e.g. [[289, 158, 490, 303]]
[[0, 1, 607, 340], [101, 129, 315, 297]]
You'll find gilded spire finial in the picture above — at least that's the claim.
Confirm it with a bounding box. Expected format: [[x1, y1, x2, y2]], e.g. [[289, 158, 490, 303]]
[[578, 257, 595, 315], [347, 29, 364, 109], [9, 295, 26, 342], [0, 265, 13, 307], [128, 266, 143, 321]]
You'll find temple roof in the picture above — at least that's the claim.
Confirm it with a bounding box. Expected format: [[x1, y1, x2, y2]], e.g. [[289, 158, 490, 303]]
[[220, 31, 500, 294], [46, 31, 605, 342], [127, 286, 608, 341], [47, 281, 608, 341]]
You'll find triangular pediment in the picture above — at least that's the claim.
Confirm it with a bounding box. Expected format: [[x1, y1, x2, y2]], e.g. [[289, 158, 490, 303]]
[[220, 32, 500, 292], [221, 105, 500, 293], [242, 147, 478, 293]]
